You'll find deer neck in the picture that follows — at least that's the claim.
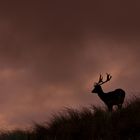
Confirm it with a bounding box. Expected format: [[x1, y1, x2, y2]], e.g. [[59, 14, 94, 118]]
[[97, 87, 105, 99]]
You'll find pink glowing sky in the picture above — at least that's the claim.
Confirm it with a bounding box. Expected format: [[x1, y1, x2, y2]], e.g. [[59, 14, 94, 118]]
[[0, 0, 140, 129]]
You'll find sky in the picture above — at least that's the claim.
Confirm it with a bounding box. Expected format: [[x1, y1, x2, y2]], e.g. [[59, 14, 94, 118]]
[[0, 0, 140, 129]]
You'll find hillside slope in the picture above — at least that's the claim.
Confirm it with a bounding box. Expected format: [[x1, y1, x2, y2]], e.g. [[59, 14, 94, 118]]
[[0, 98, 140, 140]]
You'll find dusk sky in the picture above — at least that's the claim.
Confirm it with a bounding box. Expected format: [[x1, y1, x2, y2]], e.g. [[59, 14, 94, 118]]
[[0, 0, 140, 129]]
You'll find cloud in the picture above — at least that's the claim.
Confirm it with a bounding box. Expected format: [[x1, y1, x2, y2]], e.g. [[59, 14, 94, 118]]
[[0, 0, 140, 129]]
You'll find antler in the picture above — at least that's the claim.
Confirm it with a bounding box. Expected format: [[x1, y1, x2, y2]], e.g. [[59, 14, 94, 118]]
[[96, 73, 112, 85]]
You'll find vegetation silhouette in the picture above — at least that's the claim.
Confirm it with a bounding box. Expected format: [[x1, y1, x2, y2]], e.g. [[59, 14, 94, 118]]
[[92, 73, 125, 111], [0, 98, 140, 140]]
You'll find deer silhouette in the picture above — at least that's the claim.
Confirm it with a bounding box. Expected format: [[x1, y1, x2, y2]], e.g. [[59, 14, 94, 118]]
[[91, 73, 125, 111]]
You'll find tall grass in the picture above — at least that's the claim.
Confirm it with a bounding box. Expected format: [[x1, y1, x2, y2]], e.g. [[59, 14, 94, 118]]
[[0, 98, 140, 140]]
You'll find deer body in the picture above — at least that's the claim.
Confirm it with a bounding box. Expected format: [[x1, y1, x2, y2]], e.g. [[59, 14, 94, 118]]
[[92, 74, 125, 111]]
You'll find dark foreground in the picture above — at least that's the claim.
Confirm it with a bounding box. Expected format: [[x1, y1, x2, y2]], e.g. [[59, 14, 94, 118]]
[[0, 99, 140, 140]]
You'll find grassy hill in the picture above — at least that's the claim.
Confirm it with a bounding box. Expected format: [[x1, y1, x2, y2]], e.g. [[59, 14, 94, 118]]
[[0, 98, 140, 140]]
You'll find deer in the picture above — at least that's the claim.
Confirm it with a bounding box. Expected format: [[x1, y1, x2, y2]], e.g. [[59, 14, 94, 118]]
[[91, 73, 125, 111]]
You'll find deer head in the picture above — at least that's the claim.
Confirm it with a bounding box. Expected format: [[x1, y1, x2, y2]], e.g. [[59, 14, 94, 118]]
[[92, 73, 112, 93]]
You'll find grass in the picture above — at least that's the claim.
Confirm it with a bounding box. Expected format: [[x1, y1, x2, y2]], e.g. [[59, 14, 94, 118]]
[[0, 98, 140, 140]]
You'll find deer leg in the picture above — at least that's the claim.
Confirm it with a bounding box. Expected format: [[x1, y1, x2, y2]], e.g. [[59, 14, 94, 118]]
[[118, 104, 122, 110], [107, 105, 112, 112]]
